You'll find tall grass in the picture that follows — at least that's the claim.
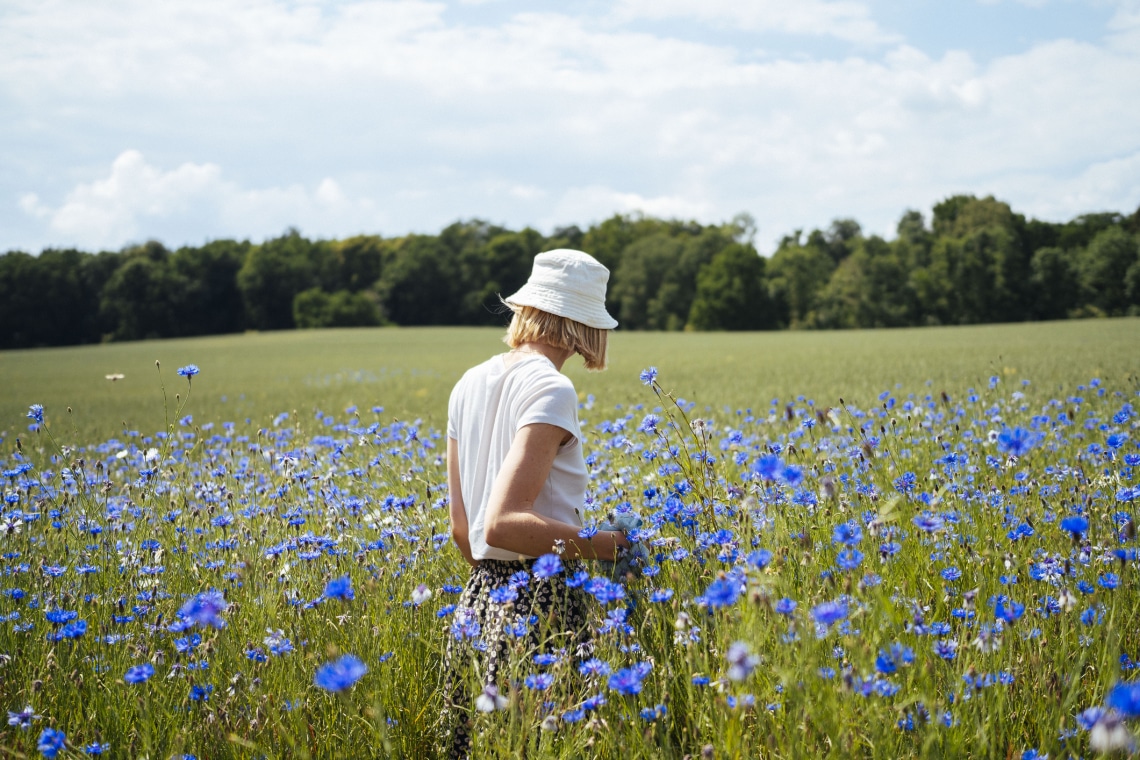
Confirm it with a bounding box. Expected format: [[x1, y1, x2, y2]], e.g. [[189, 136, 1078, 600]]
[[1, 319, 1138, 758]]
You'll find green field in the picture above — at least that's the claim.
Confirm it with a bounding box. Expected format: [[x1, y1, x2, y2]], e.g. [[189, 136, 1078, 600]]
[[2, 318, 1140, 758], [3, 318, 1138, 441]]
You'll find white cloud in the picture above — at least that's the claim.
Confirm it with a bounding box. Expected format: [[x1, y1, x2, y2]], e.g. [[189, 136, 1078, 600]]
[[20, 150, 381, 249], [611, 0, 898, 45], [546, 186, 714, 230]]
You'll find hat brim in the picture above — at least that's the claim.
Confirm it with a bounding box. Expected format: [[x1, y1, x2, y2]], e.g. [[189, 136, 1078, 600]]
[[505, 284, 618, 330]]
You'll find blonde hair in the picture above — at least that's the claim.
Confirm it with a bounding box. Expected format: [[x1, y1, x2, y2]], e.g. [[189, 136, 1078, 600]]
[[503, 304, 609, 371]]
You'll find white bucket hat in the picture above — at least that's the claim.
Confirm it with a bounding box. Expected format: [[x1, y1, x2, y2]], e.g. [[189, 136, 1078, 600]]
[[504, 249, 618, 329]]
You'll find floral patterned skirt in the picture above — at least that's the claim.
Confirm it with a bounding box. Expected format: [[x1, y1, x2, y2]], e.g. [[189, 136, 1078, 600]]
[[439, 558, 590, 759]]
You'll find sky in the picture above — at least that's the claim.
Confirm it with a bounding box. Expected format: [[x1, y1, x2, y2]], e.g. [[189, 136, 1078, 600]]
[[2, 0, 1139, 255]]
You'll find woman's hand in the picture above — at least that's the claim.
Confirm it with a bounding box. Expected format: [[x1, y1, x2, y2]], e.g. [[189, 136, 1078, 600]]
[[484, 423, 623, 561]]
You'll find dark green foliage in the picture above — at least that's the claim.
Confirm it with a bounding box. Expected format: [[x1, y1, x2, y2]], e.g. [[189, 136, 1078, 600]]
[[688, 244, 775, 330], [3, 198, 1139, 346], [172, 239, 249, 336], [1029, 247, 1078, 320], [376, 234, 461, 326], [1076, 226, 1140, 316], [293, 288, 381, 328], [99, 242, 189, 341], [767, 233, 836, 328]]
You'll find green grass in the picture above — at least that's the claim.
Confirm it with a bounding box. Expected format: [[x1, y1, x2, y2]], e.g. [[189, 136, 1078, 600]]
[[3, 318, 1138, 443], [1, 319, 1138, 759]]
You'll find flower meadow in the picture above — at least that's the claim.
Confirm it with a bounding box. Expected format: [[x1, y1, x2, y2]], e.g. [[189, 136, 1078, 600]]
[[2, 363, 1139, 759]]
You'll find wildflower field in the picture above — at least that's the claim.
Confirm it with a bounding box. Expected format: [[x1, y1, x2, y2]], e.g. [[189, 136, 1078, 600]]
[[2, 319, 1140, 759]]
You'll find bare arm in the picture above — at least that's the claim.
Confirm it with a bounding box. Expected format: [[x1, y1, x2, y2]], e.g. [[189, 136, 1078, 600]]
[[447, 437, 477, 567], [483, 423, 629, 561]]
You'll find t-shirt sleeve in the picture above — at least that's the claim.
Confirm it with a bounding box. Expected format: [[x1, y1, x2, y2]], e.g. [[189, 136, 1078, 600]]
[[516, 374, 580, 442], [446, 379, 461, 439]]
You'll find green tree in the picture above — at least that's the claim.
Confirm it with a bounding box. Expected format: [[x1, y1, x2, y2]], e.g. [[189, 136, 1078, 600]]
[[1076, 226, 1139, 315], [99, 242, 188, 341], [766, 237, 835, 328], [237, 230, 329, 330], [687, 244, 774, 330], [457, 228, 543, 325], [172, 240, 249, 336], [920, 195, 1030, 323], [1029, 246, 1078, 320], [813, 236, 913, 328], [293, 288, 380, 328], [376, 235, 460, 325], [331, 235, 385, 293]]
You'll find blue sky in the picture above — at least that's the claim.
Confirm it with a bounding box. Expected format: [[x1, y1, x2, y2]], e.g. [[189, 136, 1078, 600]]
[[2, 0, 1138, 254]]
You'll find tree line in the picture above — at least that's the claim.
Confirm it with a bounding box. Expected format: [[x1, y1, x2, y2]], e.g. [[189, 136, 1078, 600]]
[[2, 194, 1139, 349]]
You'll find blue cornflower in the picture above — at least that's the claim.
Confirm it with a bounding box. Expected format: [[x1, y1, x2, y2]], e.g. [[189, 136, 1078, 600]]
[[562, 708, 586, 723], [1106, 681, 1140, 718], [811, 600, 847, 628], [7, 705, 41, 729], [747, 549, 773, 569], [27, 405, 45, 424], [37, 727, 66, 758], [875, 651, 898, 674], [45, 609, 78, 626], [313, 654, 367, 692], [995, 600, 1025, 623], [836, 550, 863, 571], [831, 521, 863, 546], [639, 367, 658, 386], [324, 575, 354, 601], [489, 586, 518, 604], [124, 663, 155, 684], [579, 658, 612, 677], [582, 693, 607, 711], [608, 662, 652, 695], [532, 554, 563, 580], [941, 567, 962, 582], [584, 577, 625, 604], [774, 598, 797, 615], [1060, 516, 1089, 537], [176, 365, 200, 378], [996, 427, 1039, 457], [649, 588, 674, 603], [753, 454, 782, 481], [524, 673, 554, 691], [933, 639, 958, 661], [84, 742, 110, 755], [701, 576, 741, 609], [913, 513, 945, 532], [893, 472, 917, 494], [190, 684, 213, 702], [1106, 433, 1129, 449], [779, 464, 804, 488], [177, 590, 228, 628]]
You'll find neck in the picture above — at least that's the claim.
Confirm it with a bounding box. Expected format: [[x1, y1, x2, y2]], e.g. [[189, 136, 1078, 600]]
[[512, 341, 574, 371]]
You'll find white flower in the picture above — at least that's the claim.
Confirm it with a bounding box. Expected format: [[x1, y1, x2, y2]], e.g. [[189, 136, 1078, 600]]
[[1089, 712, 1136, 753], [411, 584, 432, 605], [540, 715, 559, 732], [475, 684, 508, 713], [144, 448, 159, 463]]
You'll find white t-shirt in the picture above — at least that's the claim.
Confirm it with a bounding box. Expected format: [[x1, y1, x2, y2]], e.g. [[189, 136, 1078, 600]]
[[447, 353, 587, 561]]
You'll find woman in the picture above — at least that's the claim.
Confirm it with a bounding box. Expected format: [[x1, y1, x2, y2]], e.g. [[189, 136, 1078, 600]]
[[441, 249, 629, 757]]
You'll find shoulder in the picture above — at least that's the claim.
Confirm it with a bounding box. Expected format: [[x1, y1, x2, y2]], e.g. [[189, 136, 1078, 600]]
[[510, 358, 576, 397]]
